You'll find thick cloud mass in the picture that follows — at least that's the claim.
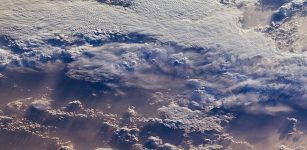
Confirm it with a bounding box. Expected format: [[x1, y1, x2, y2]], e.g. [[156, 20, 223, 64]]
[[66, 41, 307, 109], [0, 0, 307, 149], [66, 43, 192, 89]]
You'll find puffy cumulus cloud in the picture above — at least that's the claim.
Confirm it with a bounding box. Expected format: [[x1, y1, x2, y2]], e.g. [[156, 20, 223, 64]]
[[144, 136, 181, 150], [5, 98, 54, 118], [112, 127, 139, 148], [267, 13, 307, 54], [1, 98, 120, 150], [190, 56, 307, 110], [0, 97, 242, 150], [138, 103, 252, 149], [1, 0, 305, 112], [270, 0, 306, 26], [0, 48, 16, 68], [158, 103, 230, 133], [0, 0, 307, 149], [2, 48, 306, 148], [66, 43, 193, 89], [222, 57, 307, 109], [65, 39, 307, 111], [0, 111, 75, 150], [278, 117, 303, 139]]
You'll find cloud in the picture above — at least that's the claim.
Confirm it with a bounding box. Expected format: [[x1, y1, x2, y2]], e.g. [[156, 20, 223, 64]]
[[66, 42, 192, 89], [0, 0, 277, 66], [0, 0, 307, 149], [0, 48, 15, 68], [96, 0, 133, 7], [270, 0, 306, 26], [65, 38, 307, 111]]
